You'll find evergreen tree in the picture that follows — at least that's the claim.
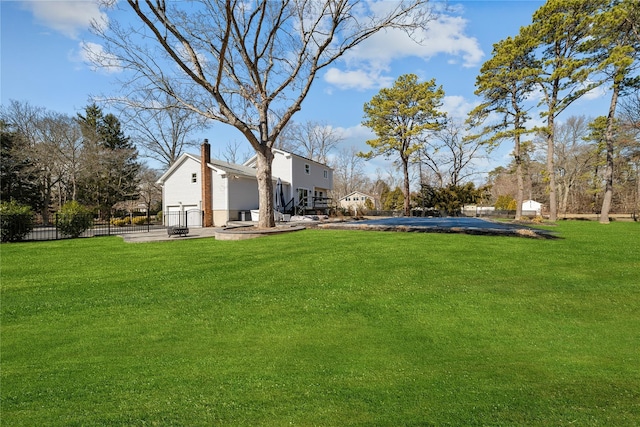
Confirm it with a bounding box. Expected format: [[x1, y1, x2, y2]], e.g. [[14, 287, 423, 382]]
[[361, 74, 446, 216], [588, 0, 640, 222], [523, 0, 605, 221], [77, 104, 140, 216], [470, 34, 538, 220]]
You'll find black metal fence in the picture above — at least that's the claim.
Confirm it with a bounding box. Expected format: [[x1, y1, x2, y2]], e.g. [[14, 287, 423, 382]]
[[3, 213, 161, 242], [162, 210, 203, 228]]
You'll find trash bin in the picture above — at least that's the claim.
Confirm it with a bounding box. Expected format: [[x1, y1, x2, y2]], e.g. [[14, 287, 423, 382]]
[[240, 211, 247, 221]]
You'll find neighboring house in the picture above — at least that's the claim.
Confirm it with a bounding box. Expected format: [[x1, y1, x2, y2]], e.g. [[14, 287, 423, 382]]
[[522, 200, 543, 216], [157, 141, 333, 227], [338, 191, 375, 213]]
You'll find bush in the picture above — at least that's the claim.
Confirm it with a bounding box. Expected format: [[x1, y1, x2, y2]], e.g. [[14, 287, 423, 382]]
[[57, 201, 93, 238], [0, 201, 34, 242], [132, 216, 148, 225], [110, 218, 127, 227]]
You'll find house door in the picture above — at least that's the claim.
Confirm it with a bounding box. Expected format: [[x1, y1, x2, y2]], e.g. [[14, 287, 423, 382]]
[[297, 188, 309, 208]]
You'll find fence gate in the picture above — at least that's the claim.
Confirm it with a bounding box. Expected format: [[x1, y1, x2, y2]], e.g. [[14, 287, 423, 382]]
[[164, 209, 203, 228]]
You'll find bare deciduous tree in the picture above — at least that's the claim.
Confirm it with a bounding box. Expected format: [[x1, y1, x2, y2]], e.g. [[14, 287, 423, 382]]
[[1, 101, 80, 223], [216, 139, 253, 164], [91, 0, 435, 227], [553, 116, 598, 216], [331, 146, 370, 200], [417, 119, 487, 188], [113, 92, 208, 167], [136, 165, 163, 215], [280, 120, 344, 164]]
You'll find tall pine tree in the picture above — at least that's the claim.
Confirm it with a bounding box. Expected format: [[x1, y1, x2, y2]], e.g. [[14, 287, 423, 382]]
[[77, 104, 140, 216]]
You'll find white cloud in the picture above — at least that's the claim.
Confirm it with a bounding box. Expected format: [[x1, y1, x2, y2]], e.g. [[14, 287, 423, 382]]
[[334, 123, 375, 142], [323, 68, 394, 91], [339, 15, 483, 70], [442, 95, 479, 120], [325, 11, 483, 92], [582, 81, 607, 100], [20, 0, 105, 39], [76, 41, 122, 74]]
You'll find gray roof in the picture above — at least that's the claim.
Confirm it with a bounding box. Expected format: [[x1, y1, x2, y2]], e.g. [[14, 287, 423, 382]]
[[207, 158, 257, 179]]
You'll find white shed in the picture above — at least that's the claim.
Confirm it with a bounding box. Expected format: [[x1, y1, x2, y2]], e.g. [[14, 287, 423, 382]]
[[522, 200, 543, 215]]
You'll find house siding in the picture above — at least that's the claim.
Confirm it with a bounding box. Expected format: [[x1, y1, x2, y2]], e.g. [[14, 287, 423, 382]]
[[339, 191, 374, 211], [286, 156, 333, 206], [163, 157, 202, 211], [228, 177, 259, 211]]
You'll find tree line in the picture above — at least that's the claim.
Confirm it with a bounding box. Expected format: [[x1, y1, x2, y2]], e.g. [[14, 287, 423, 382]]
[[352, 0, 639, 221], [1, 101, 159, 223], [4, 0, 638, 226]]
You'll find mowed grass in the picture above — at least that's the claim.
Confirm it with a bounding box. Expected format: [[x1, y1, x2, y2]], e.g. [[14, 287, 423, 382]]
[[1, 221, 639, 426]]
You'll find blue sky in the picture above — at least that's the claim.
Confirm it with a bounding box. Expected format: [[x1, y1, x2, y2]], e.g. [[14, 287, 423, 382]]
[[1, 0, 611, 178]]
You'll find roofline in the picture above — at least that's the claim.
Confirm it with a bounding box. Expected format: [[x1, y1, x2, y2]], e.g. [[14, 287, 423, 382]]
[[338, 191, 374, 201], [244, 148, 333, 170], [156, 153, 200, 184]]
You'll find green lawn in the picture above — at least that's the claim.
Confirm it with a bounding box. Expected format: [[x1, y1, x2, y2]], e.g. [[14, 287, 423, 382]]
[[1, 221, 639, 426]]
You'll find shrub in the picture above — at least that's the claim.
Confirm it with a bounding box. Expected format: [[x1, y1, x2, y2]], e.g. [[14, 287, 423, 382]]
[[57, 201, 93, 238], [0, 201, 34, 242], [110, 218, 127, 227], [132, 216, 148, 225], [532, 215, 545, 224], [495, 195, 517, 211]]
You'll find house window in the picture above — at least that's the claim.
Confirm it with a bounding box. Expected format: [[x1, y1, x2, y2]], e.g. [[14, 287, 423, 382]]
[[323, 170, 328, 179], [191, 173, 197, 183], [304, 164, 310, 175]]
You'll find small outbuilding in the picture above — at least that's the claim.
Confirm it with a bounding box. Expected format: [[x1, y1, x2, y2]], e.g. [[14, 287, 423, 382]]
[[338, 191, 375, 213], [522, 200, 543, 216]]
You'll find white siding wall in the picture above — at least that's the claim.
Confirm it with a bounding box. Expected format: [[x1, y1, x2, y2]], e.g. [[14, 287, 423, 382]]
[[271, 152, 293, 183], [163, 157, 202, 211], [339, 192, 373, 210], [289, 156, 333, 205], [211, 172, 228, 210], [228, 177, 259, 210]]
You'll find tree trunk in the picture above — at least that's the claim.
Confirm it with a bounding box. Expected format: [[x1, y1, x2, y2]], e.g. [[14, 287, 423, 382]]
[[514, 132, 524, 220], [560, 183, 571, 217], [402, 156, 411, 216], [600, 80, 620, 224], [255, 147, 275, 228], [636, 163, 640, 221], [546, 115, 557, 222]]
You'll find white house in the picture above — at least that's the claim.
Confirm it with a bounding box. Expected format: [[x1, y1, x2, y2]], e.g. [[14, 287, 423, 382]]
[[157, 141, 333, 227], [522, 200, 543, 216], [338, 191, 375, 213]]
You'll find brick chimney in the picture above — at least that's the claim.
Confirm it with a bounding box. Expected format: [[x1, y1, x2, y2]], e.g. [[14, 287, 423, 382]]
[[201, 139, 213, 227]]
